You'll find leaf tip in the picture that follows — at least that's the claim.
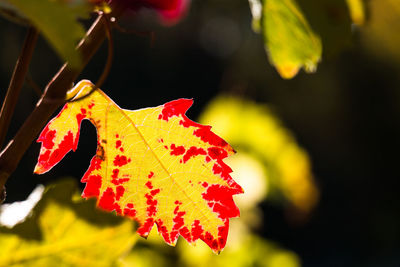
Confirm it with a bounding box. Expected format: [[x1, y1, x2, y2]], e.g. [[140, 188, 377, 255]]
[[33, 164, 44, 175], [276, 64, 300, 79], [158, 98, 194, 121]]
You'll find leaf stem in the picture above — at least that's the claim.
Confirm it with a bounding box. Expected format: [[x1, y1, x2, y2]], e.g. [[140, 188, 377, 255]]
[[0, 26, 39, 149], [66, 12, 114, 103], [0, 7, 123, 193]]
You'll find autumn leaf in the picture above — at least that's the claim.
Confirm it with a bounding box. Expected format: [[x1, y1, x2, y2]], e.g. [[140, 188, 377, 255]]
[[34, 80, 243, 253]]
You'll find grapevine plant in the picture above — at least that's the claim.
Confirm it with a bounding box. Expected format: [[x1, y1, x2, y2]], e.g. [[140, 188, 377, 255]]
[[0, 0, 243, 254], [0, 0, 364, 262]]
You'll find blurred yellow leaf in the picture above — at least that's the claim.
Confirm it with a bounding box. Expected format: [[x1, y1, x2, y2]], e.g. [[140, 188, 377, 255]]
[[346, 0, 365, 25], [178, 233, 301, 267], [261, 0, 322, 79], [119, 247, 168, 267], [199, 96, 319, 213], [225, 152, 268, 210], [0, 179, 136, 267]]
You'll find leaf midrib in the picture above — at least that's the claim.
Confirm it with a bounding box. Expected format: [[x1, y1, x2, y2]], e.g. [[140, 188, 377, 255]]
[[97, 89, 221, 231]]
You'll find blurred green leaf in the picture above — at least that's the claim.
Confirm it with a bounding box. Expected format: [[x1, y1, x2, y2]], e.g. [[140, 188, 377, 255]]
[[260, 0, 322, 79], [5, 0, 91, 68], [0, 1, 29, 25], [0, 179, 137, 267]]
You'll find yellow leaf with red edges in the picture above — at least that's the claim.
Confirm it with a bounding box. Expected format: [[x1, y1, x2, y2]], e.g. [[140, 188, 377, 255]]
[[34, 80, 243, 253]]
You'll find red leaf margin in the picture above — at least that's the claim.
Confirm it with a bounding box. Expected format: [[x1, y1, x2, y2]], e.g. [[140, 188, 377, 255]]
[[34, 80, 243, 253]]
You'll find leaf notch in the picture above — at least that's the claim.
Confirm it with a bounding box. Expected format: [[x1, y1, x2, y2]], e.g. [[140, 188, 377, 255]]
[[34, 80, 243, 253]]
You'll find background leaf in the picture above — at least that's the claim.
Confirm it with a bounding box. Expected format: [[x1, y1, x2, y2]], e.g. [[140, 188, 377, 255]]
[[0, 179, 136, 267], [177, 233, 301, 267], [5, 0, 91, 68], [0, 1, 29, 25], [345, 0, 365, 25], [260, 0, 322, 79], [199, 96, 319, 213]]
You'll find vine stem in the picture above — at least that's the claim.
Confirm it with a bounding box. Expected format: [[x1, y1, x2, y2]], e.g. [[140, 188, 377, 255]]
[[0, 7, 124, 192], [0, 26, 39, 149]]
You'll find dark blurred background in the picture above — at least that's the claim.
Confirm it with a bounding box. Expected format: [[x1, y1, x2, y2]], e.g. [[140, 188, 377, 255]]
[[1, 0, 400, 266]]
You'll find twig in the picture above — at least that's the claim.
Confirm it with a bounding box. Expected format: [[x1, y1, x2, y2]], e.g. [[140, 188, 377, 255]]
[[0, 7, 124, 192], [0, 26, 39, 149]]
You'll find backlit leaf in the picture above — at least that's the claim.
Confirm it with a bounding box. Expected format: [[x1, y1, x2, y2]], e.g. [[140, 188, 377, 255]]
[[34, 80, 243, 253], [346, 0, 365, 25], [0, 179, 136, 266], [260, 0, 322, 79]]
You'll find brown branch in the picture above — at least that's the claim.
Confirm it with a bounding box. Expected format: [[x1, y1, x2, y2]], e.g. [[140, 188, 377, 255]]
[[0, 26, 39, 149], [0, 7, 124, 192]]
